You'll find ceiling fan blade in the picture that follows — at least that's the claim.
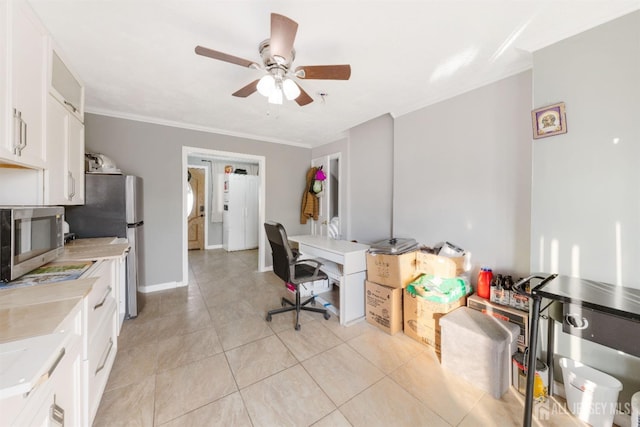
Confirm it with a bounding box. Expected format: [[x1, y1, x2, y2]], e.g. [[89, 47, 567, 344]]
[[195, 45, 257, 68], [295, 65, 351, 80], [270, 13, 298, 64], [294, 83, 313, 106], [232, 80, 260, 97]]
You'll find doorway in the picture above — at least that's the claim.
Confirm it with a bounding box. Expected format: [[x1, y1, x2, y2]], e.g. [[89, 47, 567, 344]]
[[311, 153, 341, 238], [182, 147, 266, 286]]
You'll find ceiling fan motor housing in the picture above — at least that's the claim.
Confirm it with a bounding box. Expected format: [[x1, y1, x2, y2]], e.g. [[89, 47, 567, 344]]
[[259, 39, 295, 72]]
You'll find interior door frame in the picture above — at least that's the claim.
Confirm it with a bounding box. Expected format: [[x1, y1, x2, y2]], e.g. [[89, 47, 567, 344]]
[[311, 152, 342, 237], [182, 146, 267, 286]]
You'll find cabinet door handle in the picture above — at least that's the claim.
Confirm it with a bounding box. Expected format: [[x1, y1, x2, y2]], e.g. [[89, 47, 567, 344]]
[[12, 109, 22, 155], [50, 394, 65, 426], [93, 286, 112, 310], [95, 338, 114, 375], [68, 172, 76, 199], [20, 118, 27, 154], [63, 100, 78, 113], [26, 347, 66, 396]]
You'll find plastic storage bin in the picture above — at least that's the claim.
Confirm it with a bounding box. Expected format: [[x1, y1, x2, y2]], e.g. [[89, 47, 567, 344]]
[[559, 357, 622, 427], [440, 307, 519, 398]]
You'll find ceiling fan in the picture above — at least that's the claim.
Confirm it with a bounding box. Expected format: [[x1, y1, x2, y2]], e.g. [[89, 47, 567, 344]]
[[195, 13, 351, 106]]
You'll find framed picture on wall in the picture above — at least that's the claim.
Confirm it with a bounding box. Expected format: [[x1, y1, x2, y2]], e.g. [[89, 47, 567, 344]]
[[531, 102, 567, 139]]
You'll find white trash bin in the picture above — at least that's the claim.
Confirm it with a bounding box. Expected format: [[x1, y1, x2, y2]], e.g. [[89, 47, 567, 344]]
[[560, 357, 622, 427], [632, 391, 640, 427]]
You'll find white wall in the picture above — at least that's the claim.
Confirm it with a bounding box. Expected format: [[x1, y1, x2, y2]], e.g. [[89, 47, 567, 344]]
[[85, 113, 312, 287], [394, 71, 533, 278], [348, 114, 394, 244], [531, 11, 640, 407]]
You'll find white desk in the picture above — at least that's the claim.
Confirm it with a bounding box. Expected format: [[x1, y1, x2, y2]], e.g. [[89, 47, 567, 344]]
[[288, 235, 370, 326]]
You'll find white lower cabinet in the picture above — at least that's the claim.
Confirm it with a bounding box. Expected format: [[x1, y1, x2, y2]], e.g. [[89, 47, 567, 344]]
[[79, 259, 119, 425], [13, 335, 83, 426], [5, 302, 83, 427], [0, 254, 126, 426], [85, 300, 117, 424]]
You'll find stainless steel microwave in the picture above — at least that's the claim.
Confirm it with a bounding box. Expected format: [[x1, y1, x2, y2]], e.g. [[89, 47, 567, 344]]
[[0, 206, 65, 282]]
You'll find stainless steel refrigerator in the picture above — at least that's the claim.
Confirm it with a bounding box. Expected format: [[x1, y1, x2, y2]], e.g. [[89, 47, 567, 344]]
[[65, 174, 145, 318]]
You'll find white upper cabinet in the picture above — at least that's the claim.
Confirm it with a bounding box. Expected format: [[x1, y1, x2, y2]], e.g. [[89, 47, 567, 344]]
[[0, 1, 7, 153], [45, 44, 85, 205], [45, 94, 85, 205], [50, 48, 84, 122], [0, 0, 48, 168]]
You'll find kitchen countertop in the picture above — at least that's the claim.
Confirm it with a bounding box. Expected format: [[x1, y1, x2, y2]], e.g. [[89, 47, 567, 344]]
[[0, 279, 94, 343], [0, 238, 130, 343], [60, 237, 130, 261]]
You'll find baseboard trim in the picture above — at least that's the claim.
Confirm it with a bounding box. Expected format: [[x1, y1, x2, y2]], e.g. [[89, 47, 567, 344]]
[[139, 281, 187, 293]]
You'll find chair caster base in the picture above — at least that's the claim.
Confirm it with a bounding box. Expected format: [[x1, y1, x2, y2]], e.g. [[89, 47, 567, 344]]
[[295, 324, 301, 331], [266, 314, 272, 322], [324, 312, 330, 320]]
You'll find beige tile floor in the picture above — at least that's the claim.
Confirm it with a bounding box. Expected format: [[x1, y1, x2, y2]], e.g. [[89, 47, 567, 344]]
[[93, 249, 587, 426]]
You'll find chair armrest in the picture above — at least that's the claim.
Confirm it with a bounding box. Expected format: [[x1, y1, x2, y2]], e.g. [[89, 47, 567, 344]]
[[292, 258, 324, 279]]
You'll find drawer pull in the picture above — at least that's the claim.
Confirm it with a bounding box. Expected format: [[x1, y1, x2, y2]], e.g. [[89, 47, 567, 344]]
[[565, 313, 589, 330], [63, 100, 78, 113], [50, 394, 65, 426], [94, 286, 112, 310], [27, 348, 66, 396], [95, 338, 114, 375]]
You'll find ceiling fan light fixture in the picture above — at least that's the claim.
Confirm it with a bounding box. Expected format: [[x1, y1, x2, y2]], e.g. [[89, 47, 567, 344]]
[[257, 74, 275, 96], [268, 88, 283, 104], [282, 78, 301, 101]]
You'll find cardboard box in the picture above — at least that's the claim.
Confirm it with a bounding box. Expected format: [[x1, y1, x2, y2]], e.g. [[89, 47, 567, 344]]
[[403, 290, 466, 353], [415, 252, 465, 278], [366, 251, 418, 288], [467, 294, 529, 352], [365, 281, 403, 335]]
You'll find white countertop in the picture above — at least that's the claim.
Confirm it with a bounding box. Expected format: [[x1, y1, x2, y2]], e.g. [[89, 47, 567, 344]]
[[60, 237, 130, 261], [0, 238, 128, 344]]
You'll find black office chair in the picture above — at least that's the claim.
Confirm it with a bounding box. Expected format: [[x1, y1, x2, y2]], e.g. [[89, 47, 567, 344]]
[[264, 221, 330, 330]]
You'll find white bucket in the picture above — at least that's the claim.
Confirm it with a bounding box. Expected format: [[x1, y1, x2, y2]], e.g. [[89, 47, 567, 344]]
[[559, 357, 622, 427], [632, 391, 640, 427]]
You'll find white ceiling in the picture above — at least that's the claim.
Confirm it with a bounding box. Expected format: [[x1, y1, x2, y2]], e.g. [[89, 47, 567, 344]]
[[29, 1, 640, 148]]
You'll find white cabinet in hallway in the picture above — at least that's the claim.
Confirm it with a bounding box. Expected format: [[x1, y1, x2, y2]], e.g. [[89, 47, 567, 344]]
[[223, 174, 259, 252]]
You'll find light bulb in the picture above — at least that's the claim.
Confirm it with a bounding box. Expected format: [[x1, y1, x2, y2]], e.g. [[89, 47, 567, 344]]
[[257, 75, 275, 97], [268, 88, 283, 104], [282, 78, 301, 100]]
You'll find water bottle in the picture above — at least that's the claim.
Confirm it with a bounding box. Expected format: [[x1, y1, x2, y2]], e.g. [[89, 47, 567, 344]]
[[477, 267, 493, 299]]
